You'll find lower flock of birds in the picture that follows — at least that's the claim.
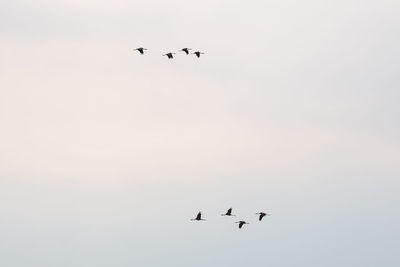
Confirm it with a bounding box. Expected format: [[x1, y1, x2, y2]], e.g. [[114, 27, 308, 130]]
[[191, 208, 271, 229], [134, 47, 205, 59]]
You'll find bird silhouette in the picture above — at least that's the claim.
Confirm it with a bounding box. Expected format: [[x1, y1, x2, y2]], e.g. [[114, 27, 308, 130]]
[[163, 52, 176, 59], [256, 212, 271, 221], [221, 208, 235, 216], [134, 47, 147, 54], [191, 212, 206, 221], [193, 51, 204, 58], [235, 221, 249, 229], [180, 48, 192, 55]]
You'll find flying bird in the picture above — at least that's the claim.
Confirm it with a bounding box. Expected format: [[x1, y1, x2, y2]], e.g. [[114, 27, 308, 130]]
[[235, 221, 249, 229], [256, 212, 271, 221], [134, 47, 147, 54], [163, 52, 176, 59], [193, 51, 205, 58], [191, 212, 206, 221], [221, 208, 235, 216], [180, 48, 192, 55]]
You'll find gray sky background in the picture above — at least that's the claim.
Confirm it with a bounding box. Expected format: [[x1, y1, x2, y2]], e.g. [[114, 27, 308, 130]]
[[1, 0, 399, 266]]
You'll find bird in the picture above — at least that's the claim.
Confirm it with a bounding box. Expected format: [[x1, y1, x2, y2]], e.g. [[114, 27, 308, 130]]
[[163, 52, 175, 59], [192, 51, 204, 58], [134, 47, 147, 54], [180, 48, 192, 55], [191, 212, 206, 221], [256, 212, 271, 221], [221, 208, 235, 216], [235, 221, 249, 229]]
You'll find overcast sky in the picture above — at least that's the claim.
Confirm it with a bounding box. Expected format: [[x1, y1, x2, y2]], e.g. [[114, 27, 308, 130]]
[[1, 0, 399, 266]]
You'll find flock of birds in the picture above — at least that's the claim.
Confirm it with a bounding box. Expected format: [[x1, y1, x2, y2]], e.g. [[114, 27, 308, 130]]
[[191, 208, 271, 229], [134, 47, 268, 230], [133, 47, 205, 59]]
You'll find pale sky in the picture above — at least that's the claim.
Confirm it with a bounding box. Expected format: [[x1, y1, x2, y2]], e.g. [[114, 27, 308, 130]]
[[1, 0, 399, 266]]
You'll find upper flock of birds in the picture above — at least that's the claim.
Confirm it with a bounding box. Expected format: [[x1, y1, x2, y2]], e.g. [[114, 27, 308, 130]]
[[191, 208, 271, 229], [133, 47, 204, 59]]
